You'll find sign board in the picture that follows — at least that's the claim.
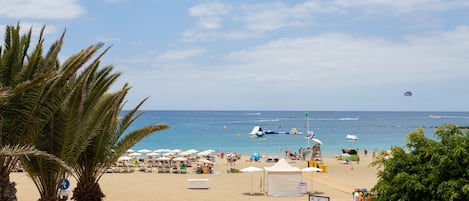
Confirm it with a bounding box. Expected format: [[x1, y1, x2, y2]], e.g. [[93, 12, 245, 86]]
[[309, 194, 330, 201], [59, 178, 70, 190]]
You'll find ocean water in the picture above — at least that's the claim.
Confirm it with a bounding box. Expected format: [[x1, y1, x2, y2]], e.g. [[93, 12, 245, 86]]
[[128, 111, 469, 157]]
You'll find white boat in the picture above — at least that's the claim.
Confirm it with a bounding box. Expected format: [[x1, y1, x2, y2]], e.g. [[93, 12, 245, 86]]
[[289, 128, 299, 135], [346, 134, 358, 141], [249, 126, 264, 137]]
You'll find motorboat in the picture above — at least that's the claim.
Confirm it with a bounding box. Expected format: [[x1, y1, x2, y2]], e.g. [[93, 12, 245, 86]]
[[249, 126, 264, 137], [346, 134, 358, 141]]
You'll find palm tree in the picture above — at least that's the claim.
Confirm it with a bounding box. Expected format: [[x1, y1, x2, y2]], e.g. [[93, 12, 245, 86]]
[[20, 43, 121, 201], [0, 24, 73, 201], [21, 36, 169, 200], [71, 89, 169, 201]]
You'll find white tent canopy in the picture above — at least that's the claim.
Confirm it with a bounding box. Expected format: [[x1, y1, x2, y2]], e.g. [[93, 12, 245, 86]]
[[264, 158, 303, 197]]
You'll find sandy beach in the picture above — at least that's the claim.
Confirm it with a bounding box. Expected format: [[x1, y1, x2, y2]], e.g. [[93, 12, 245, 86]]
[[11, 155, 378, 201]]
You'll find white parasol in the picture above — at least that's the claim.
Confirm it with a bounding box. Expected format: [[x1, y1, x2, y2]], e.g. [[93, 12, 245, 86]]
[[197, 150, 214, 157], [240, 166, 264, 195], [198, 158, 214, 164], [156, 156, 170, 161], [172, 157, 188, 161], [137, 149, 153, 153], [118, 156, 132, 161], [302, 167, 322, 193], [146, 152, 160, 157], [179, 149, 199, 156], [129, 152, 142, 158], [170, 149, 182, 153], [154, 149, 171, 153]]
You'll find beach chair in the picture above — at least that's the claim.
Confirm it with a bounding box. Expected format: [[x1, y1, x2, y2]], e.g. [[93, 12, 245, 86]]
[[180, 165, 187, 174], [171, 164, 179, 173], [157, 166, 164, 173]]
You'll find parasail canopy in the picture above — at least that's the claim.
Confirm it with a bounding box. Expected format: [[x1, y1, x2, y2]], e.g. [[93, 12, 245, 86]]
[[404, 91, 412, 96]]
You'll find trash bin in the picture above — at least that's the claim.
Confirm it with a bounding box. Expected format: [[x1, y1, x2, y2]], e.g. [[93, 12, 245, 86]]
[[299, 182, 307, 194]]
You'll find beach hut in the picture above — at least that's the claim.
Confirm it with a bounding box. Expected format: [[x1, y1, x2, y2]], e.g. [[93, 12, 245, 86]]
[[264, 158, 303, 197]]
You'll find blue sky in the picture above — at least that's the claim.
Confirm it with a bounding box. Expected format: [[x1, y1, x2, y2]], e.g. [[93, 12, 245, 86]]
[[1, 0, 469, 111]]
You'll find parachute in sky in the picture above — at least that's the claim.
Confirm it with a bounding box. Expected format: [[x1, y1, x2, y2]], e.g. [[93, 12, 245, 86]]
[[404, 91, 412, 96]]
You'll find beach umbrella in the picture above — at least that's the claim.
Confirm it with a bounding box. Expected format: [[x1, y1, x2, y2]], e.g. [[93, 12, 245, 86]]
[[156, 156, 170, 161], [173, 157, 188, 161], [200, 149, 214, 154], [163, 152, 175, 157], [170, 149, 182, 153], [240, 166, 264, 195], [137, 149, 153, 153], [155, 149, 171, 153], [198, 158, 214, 164], [186, 149, 199, 153], [178, 151, 192, 156], [129, 152, 142, 158], [197, 149, 215, 157], [302, 167, 322, 193], [251, 152, 261, 161], [180, 149, 198, 156], [118, 156, 132, 161], [146, 152, 160, 157], [126, 149, 135, 153]]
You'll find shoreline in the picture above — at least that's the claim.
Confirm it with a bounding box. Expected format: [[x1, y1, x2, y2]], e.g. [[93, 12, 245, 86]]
[[12, 155, 378, 201]]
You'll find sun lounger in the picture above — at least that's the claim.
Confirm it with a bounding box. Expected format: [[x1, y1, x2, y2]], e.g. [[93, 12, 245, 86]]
[[187, 179, 210, 189]]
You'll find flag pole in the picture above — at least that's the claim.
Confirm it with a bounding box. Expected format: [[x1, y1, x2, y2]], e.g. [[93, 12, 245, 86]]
[[306, 112, 310, 147]]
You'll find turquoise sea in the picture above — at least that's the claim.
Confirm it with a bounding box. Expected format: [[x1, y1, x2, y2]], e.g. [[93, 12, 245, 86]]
[[128, 111, 469, 157]]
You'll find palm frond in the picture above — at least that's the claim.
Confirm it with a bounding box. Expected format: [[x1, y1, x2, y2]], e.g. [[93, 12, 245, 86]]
[[1, 145, 71, 172]]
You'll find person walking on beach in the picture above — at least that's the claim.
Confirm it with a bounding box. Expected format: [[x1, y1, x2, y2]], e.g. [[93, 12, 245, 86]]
[[353, 189, 360, 201]]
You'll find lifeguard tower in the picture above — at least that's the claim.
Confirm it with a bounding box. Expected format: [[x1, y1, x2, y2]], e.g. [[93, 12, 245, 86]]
[[305, 112, 327, 172], [311, 140, 323, 163], [308, 141, 327, 172]]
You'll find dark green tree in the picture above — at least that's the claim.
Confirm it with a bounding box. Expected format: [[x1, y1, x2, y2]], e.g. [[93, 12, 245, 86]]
[[71, 91, 169, 201], [371, 124, 469, 201], [0, 24, 75, 201]]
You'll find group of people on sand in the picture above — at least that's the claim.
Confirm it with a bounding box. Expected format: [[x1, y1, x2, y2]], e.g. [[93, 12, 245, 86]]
[[353, 188, 373, 201], [285, 144, 321, 161], [225, 152, 240, 166]]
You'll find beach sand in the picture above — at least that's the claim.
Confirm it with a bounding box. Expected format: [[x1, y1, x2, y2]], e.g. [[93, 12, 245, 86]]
[[11, 155, 378, 201]]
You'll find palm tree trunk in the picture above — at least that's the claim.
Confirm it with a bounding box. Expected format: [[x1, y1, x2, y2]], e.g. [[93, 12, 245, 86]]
[[37, 194, 60, 201], [72, 181, 104, 201], [0, 169, 17, 201]]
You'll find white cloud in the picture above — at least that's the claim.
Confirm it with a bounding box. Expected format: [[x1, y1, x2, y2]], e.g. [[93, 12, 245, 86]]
[[0, 0, 85, 19], [119, 26, 469, 109], [156, 47, 206, 62], [333, 0, 469, 14], [239, 1, 329, 31], [111, 47, 207, 73], [188, 1, 231, 30], [221, 26, 469, 90], [182, 1, 330, 42], [182, 0, 469, 43]]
